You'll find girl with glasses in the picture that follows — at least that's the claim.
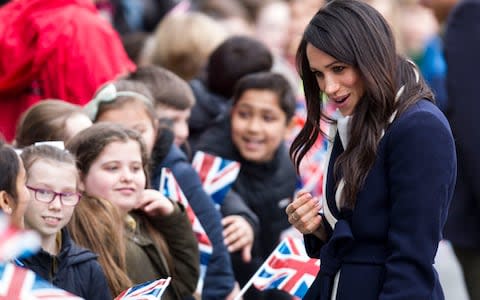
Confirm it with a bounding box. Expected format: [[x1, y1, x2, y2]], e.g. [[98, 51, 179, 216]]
[[18, 144, 111, 300]]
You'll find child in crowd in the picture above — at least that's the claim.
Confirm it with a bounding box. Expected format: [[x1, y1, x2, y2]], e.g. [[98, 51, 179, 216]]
[[19, 144, 111, 300], [196, 72, 298, 300], [14, 100, 92, 148], [84, 80, 240, 299], [67, 123, 199, 300], [188, 35, 273, 153], [0, 139, 29, 228], [127, 65, 195, 150]]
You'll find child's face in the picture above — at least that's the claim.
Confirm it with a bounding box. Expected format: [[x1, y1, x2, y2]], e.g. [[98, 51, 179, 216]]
[[231, 89, 288, 162], [82, 140, 146, 215], [156, 106, 191, 147], [10, 158, 30, 228], [24, 159, 77, 239], [97, 103, 157, 156]]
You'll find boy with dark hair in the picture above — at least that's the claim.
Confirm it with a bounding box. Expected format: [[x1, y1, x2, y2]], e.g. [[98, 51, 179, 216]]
[[197, 72, 297, 300], [189, 36, 274, 152]]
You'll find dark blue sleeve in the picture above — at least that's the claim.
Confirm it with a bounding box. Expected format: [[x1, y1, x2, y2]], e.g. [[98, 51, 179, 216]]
[[168, 160, 236, 299], [380, 105, 456, 299], [87, 260, 112, 300]]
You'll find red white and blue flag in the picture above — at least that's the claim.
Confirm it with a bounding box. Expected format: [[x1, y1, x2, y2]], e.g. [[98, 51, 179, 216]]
[[0, 262, 83, 300], [0, 214, 40, 263], [251, 237, 320, 299], [158, 168, 213, 288], [191, 151, 240, 208], [114, 277, 171, 300]]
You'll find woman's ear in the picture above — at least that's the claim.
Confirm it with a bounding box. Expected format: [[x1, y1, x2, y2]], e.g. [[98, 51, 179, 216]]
[[0, 190, 14, 215]]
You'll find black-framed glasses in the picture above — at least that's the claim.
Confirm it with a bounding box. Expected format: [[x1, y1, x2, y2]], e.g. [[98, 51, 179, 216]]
[[26, 186, 81, 206]]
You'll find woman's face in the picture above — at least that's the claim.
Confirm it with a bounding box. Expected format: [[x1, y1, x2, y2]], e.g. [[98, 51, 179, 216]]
[[306, 43, 365, 116], [81, 140, 146, 215], [96, 102, 157, 156], [231, 89, 288, 163]]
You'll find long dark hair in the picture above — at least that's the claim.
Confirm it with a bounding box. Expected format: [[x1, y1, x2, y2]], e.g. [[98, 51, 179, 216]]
[[291, 0, 433, 208]]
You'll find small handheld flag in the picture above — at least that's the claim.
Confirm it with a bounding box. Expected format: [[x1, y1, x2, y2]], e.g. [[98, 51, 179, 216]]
[[235, 237, 320, 300], [0, 262, 84, 299], [158, 168, 213, 291], [115, 277, 171, 300], [191, 151, 240, 208], [0, 214, 41, 262]]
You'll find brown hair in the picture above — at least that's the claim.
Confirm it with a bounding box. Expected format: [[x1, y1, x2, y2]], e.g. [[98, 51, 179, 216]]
[[92, 80, 157, 128], [128, 65, 196, 110], [15, 100, 86, 148], [68, 194, 131, 296], [20, 144, 77, 179], [67, 123, 150, 188]]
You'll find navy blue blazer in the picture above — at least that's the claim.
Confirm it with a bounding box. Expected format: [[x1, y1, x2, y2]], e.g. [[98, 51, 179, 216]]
[[304, 100, 456, 299], [443, 0, 480, 249]]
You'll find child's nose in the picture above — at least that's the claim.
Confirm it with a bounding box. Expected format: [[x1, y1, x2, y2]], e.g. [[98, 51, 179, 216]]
[[48, 194, 63, 210], [247, 117, 262, 131], [120, 168, 134, 182]]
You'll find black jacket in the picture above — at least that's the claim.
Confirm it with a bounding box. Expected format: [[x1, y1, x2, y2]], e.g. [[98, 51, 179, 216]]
[[20, 228, 111, 300]]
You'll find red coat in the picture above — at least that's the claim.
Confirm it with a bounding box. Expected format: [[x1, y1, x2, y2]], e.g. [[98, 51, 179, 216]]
[[0, 0, 135, 141]]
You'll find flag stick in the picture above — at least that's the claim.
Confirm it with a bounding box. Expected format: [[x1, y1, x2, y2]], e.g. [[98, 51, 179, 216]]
[[233, 238, 288, 300]]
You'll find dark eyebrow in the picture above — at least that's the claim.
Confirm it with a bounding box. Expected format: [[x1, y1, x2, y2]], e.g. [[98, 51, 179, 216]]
[[326, 60, 342, 68], [310, 60, 342, 73]]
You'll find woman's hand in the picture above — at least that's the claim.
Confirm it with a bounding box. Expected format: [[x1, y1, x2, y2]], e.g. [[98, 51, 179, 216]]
[[286, 190, 326, 241], [222, 215, 254, 262], [136, 189, 175, 217]]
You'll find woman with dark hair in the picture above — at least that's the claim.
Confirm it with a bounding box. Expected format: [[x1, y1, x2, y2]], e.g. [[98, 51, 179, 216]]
[[285, 0, 456, 299]]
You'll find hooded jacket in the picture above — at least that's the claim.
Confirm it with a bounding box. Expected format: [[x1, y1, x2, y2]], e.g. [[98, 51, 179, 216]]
[[20, 228, 111, 300]]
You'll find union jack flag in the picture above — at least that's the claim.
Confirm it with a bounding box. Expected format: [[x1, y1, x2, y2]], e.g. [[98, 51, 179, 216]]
[[0, 214, 40, 262], [115, 277, 171, 300], [158, 168, 213, 287], [191, 151, 240, 207], [0, 262, 84, 300], [251, 237, 320, 299]]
